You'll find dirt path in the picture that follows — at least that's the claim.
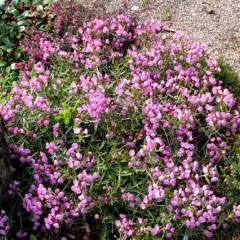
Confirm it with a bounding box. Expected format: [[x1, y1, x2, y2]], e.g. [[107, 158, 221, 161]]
[[84, 0, 240, 75]]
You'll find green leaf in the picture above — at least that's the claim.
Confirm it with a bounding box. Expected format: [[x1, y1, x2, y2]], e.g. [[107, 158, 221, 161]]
[[0, 45, 12, 52], [17, 20, 28, 26], [30, 235, 37, 240], [121, 170, 133, 176], [10, 70, 19, 80], [1, 13, 8, 19], [5, 66, 10, 74], [10, 9, 20, 16], [0, 60, 8, 67], [12, 0, 19, 7], [22, 10, 29, 18], [36, 5, 43, 12], [1, 77, 8, 87], [43, 0, 51, 4], [10, 29, 17, 37], [18, 25, 25, 32], [56, 106, 72, 126]]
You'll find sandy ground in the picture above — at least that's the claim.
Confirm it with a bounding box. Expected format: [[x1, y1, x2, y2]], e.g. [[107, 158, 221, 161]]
[[83, 0, 240, 75]]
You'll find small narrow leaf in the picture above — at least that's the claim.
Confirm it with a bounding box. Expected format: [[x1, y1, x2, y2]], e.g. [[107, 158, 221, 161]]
[[30, 235, 37, 240]]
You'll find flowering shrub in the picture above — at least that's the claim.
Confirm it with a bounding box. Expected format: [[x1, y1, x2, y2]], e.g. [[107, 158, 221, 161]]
[[0, 210, 10, 235], [1, 12, 240, 239]]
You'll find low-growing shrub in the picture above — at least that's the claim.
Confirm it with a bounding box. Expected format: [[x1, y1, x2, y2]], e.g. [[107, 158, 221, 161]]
[[1, 12, 240, 239]]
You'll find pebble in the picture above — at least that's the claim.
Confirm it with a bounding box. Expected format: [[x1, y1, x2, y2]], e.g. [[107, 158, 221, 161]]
[[131, 5, 139, 11]]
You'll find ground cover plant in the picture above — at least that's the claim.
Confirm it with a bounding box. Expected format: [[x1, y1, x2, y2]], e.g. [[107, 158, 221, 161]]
[[0, 1, 240, 239]]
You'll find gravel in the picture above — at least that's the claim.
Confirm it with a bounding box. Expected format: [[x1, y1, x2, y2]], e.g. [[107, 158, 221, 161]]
[[82, 0, 240, 75]]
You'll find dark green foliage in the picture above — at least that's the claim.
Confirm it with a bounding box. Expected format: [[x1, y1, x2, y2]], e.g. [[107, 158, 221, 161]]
[[214, 62, 240, 102], [0, 0, 51, 71]]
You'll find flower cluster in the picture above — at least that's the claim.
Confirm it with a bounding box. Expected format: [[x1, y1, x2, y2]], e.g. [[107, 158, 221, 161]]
[[0, 12, 240, 239], [0, 210, 10, 235]]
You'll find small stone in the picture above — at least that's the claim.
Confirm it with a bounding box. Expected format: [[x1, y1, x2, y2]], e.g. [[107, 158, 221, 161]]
[[131, 5, 139, 11], [203, 4, 215, 14], [207, 9, 215, 14]]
